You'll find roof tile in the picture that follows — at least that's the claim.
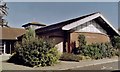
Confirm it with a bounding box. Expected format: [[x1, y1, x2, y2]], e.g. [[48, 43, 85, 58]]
[[0, 27, 26, 40]]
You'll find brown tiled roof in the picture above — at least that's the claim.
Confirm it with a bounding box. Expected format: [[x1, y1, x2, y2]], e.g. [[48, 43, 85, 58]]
[[0, 27, 26, 40]]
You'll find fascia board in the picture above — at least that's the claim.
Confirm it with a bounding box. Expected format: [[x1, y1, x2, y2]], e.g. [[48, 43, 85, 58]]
[[62, 13, 100, 30], [99, 14, 120, 36]]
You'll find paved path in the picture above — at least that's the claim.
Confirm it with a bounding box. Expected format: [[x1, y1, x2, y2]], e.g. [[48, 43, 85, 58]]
[[34, 56, 119, 70], [1, 56, 119, 70], [72, 61, 120, 70]]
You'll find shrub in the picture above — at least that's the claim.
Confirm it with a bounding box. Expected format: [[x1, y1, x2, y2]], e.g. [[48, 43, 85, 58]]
[[78, 34, 86, 47], [8, 28, 60, 67], [72, 47, 81, 54], [115, 49, 120, 57], [73, 34, 86, 54], [72, 34, 120, 59], [78, 44, 103, 60], [60, 53, 91, 62], [111, 36, 120, 49], [72, 42, 118, 60]]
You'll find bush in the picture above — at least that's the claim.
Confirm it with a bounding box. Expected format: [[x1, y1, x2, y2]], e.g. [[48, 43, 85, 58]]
[[72, 47, 81, 54], [72, 42, 118, 60], [8, 28, 60, 67], [79, 44, 103, 59], [115, 49, 120, 57], [60, 53, 91, 62], [72, 34, 119, 60], [78, 34, 86, 47], [73, 34, 86, 54], [111, 36, 120, 49]]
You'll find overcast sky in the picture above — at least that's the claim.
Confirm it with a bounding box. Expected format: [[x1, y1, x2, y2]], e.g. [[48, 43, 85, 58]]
[[5, 2, 118, 29]]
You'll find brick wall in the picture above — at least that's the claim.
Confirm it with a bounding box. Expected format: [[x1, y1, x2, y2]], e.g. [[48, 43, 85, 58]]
[[70, 32, 110, 52]]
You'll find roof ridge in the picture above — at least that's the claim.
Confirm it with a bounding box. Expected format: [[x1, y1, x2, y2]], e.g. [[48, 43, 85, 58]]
[[49, 12, 100, 26]]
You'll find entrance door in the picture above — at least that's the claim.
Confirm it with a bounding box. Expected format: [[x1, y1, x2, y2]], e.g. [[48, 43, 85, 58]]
[[6, 42, 11, 54]]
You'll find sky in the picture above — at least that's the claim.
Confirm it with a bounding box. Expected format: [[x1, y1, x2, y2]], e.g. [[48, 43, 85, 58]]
[[5, 2, 118, 29], [4, 0, 119, 2]]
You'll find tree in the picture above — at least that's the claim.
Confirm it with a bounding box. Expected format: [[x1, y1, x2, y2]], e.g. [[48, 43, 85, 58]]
[[78, 34, 86, 48], [0, 0, 9, 27], [8, 28, 60, 67], [72, 34, 86, 54], [111, 36, 120, 49], [0, 0, 8, 15]]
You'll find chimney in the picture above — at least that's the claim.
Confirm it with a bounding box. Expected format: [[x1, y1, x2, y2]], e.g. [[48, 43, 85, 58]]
[[22, 22, 46, 30]]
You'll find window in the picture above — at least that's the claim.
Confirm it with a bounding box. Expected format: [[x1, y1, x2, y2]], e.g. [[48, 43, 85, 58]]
[[0, 41, 4, 54]]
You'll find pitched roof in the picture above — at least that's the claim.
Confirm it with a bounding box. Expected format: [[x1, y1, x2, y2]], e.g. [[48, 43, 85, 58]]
[[0, 27, 26, 40], [36, 12, 120, 36], [36, 12, 98, 33], [62, 12, 120, 36]]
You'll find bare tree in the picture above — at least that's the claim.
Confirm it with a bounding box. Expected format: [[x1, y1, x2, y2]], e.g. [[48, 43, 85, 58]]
[[0, 0, 9, 27]]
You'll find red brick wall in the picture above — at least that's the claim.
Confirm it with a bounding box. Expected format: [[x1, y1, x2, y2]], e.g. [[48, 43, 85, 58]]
[[70, 32, 110, 52]]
